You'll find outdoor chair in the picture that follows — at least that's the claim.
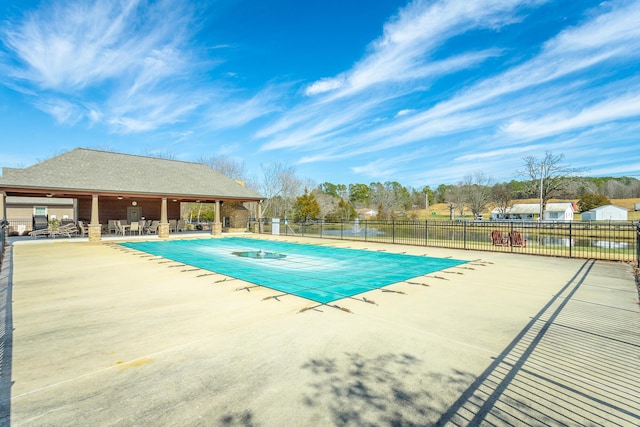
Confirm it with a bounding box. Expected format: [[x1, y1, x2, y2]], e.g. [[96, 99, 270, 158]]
[[108, 220, 118, 234], [29, 227, 51, 239], [115, 220, 127, 236], [491, 230, 509, 246], [56, 223, 79, 238], [147, 221, 160, 234], [509, 230, 527, 247], [177, 219, 186, 232], [77, 221, 88, 237], [129, 221, 141, 235], [169, 219, 177, 232]]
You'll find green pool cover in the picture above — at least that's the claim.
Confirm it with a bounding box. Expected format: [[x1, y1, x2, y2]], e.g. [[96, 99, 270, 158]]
[[121, 237, 467, 304]]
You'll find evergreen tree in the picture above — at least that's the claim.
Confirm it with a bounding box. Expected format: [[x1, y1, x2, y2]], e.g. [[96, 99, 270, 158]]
[[293, 188, 321, 222], [577, 193, 610, 212]]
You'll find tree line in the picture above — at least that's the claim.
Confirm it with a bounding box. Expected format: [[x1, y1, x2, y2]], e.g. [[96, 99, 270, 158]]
[[189, 152, 640, 222]]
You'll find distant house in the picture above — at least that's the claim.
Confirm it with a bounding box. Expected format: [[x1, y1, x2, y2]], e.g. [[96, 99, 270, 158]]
[[581, 205, 628, 221], [491, 202, 576, 221]]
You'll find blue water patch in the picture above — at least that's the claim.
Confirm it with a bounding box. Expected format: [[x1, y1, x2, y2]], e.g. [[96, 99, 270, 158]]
[[120, 237, 467, 304]]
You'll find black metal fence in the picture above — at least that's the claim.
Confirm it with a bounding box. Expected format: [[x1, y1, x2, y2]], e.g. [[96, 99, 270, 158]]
[[257, 219, 640, 264], [2, 218, 32, 237], [0, 218, 7, 268]]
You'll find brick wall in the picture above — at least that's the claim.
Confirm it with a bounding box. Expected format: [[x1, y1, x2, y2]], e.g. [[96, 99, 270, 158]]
[[221, 201, 248, 230], [77, 197, 181, 223]]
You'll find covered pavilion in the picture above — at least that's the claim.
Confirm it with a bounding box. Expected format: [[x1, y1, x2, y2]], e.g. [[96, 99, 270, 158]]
[[0, 148, 264, 241]]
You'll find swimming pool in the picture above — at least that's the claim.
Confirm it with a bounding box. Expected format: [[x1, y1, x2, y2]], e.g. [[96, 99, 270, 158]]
[[120, 237, 468, 304]]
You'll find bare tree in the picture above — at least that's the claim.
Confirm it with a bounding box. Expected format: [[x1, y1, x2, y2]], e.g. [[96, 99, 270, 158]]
[[520, 152, 579, 218], [573, 178, 599, 198], [311, 190, 337, 219], [462, 173, 493, 218], [491, 182, 513, 216], [603, 180, 626, 199], [142, 149, 176, 160], [197, 155, 262, 219], [198, 155, 247, 180], [369, 181, 411, 219], [629, 179, 640, 198], [446, 185, 465, 217], [260, 162, 302, 219]]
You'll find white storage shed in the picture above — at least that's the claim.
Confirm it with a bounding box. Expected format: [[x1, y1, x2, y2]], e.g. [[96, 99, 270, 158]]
[[581, 205, 628, 221]]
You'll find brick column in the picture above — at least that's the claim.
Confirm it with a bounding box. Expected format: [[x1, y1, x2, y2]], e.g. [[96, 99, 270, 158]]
[[88, 194, 102, 241], [158, 197, 170, 238]]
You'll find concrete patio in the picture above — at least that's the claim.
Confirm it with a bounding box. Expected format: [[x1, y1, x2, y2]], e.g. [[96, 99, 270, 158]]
[[1, 234, 639, 426]]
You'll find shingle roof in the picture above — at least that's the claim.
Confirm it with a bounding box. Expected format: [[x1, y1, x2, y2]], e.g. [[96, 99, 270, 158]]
[[0, 148, 263, 200], [492, 202, 575, 214], [589, 204, 627, 212]]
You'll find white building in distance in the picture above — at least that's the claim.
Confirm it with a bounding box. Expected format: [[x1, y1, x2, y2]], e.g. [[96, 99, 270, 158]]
[[491, 202, 576, 221], [581, 205, 628, 221]]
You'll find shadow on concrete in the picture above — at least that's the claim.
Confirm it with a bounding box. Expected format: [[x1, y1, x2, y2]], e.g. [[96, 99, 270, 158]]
[[300, 352, 474, 426], [219, 410, 257, 427], [435, 259, 640, 426], [0, 246, 13, 426]]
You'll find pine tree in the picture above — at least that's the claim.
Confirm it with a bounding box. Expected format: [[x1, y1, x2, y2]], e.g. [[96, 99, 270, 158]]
[[293, 188, 321, 222]]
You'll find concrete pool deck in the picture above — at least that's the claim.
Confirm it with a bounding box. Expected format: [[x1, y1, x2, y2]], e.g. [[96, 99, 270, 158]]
[[1, 234, 639, 425]]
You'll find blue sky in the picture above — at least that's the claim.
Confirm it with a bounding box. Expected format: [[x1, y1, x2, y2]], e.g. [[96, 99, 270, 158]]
[[1, 0, 639, 187]]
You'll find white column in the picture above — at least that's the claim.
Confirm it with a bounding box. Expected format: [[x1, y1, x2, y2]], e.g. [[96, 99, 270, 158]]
[[161, 198, 168, 223], [212, 200, 222, 236]]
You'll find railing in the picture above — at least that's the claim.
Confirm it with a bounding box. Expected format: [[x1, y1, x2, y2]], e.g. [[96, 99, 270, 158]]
[[2, 218, 32, 236], [0, 218, 7, 268], [256, 219, 640, 264]]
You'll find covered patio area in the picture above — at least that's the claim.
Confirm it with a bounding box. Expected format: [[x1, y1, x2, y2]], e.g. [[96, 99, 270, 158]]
[[0, 148, 264, 241]]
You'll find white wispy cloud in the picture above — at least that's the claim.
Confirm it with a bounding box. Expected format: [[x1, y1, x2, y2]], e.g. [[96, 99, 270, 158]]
[[254, 0, 640, 184], [304, 77, 344, 96], [204, 84, 288, 131], [502, 89, 640, 140], [1, 0, 210, 133], [312, 0, 539, 100], [395, 109, 414, 117], [33, 98, 85, 125], [257, 0, 541, 150]]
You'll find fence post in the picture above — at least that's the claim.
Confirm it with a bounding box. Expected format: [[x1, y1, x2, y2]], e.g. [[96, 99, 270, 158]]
[[392, 220, 396, 244], [365, 220, 368, 242], [0, 218, 6, 262], [510, 222, 514, 253], [569, 222, 572, 258], [341, 221, 344, 240], [425, 220, 428, 247], [637, 222, 640, 268], [463, 221, 467, 249]]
